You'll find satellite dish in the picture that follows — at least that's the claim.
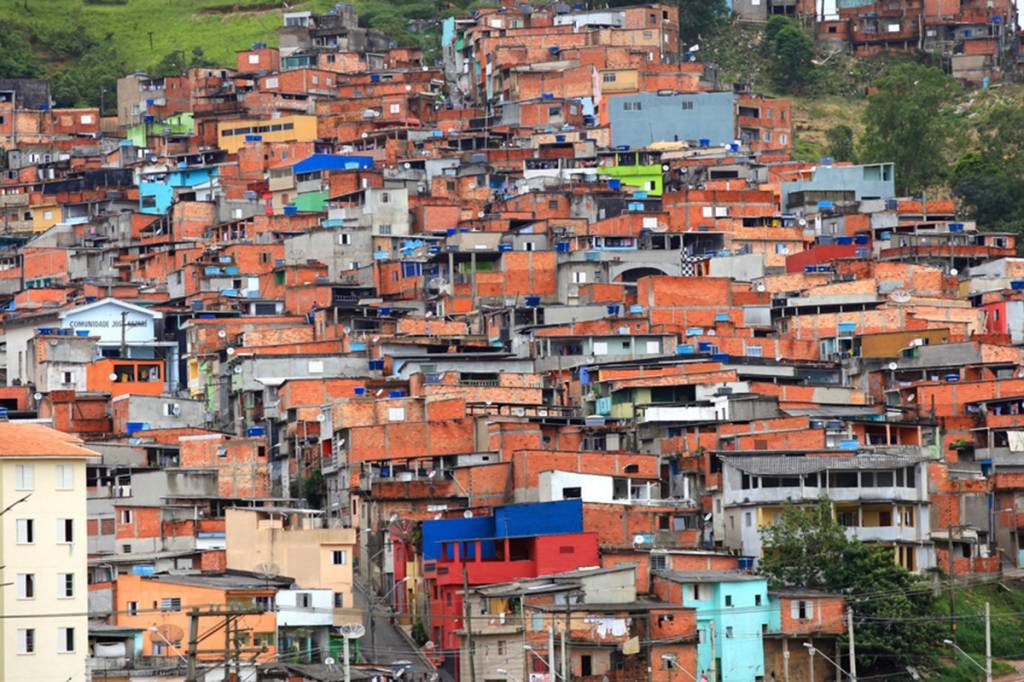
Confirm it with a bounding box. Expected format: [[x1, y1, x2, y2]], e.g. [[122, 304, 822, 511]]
[[756, 283, 766, 292], [316, 413, 326, 422], [324, 657, 336, 665], [949, 268, 959, 276], [340, 623, 366, 639], [888, 362, 899, 371], [343, 326, 351, 334], [255, 562, 280, 578], [150, 623, 185, 644], [226, 347, 235, 355], [463, 510, 474, 519], [632, 534, 646, 545], [661, 164, 670, 172], [218, 330, 227, 338], [33, 392, 42, 401], [889, 289, 911, 303], [109, 373, 118, 381]]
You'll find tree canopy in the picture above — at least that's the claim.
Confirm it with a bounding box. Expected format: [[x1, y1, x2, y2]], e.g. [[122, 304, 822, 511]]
[[760, 499, 943, 676], [764, 17, 815, 94], [859, 62, 960, 196]]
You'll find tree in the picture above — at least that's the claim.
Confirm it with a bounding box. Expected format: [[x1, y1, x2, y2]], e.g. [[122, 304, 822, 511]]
[[859, 62, 960, 196], [761, 499, 943, 676], [150, 47, 217, 78], [0, 23, 42, 79], [768, 21, 815, 93], [952, 106, 1024, 241], [826, 124, 856, 162]]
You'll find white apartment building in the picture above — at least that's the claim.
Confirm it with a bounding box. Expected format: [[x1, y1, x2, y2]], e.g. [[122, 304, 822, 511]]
[[0, 422, 99, 682]]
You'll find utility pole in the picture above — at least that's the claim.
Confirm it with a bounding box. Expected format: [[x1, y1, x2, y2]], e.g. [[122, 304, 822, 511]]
[[233, 616, 242, 681], [560, 621, 568, 682], [464, 545, 477, 682], [948, 522, 957, 638], [224, 613, 232, 679], [985, 601, 992, 682], [807, 644, 815, 682], [709, 621, 716, 682], [847, 608, 857, 682], [782, 638, 790, 682], [548, 621, 556, 682], [186, 607, 199, 682], [120, 310, 128, 358]]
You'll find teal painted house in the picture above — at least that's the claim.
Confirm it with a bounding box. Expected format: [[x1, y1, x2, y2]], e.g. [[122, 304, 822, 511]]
[[667, 571, 771, 681]]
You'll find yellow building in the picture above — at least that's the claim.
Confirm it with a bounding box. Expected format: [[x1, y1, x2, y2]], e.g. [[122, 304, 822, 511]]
[[216, 115, 318, 153], [225, 508, 359, 625], [30, 203, 60, 233], [0, 423, 99, 682]]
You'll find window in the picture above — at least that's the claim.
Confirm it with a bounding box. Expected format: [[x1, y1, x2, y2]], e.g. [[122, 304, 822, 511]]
[[297, 592, 312, 608], [58, 518, 74, 543], [681, 101, 693, 111], [603, 73, 617, 82], [58, 573, 73, 598], [745, 512, 752, 528], [127, 601, 139, 615], [572, 271, 587, 284], [160, 597, 182, 612], [548, 106, 562, 117], [332, 550, 347, 565], [16, 519, 34, 544], [755, 594, 762, 606], [389, 103, 401, 114], [623, 101, 642, 111], [836, 510, 857, 527], [791, 600, 810, 620], [651, 554, 667, 570], [334, 592, 345, 608], [380, 192, 391, 204], [62, 371, 74, 384], [17, 628, 34, 654], [339, 233, 351, 245], [725, 594, 733, 607], [725, 626, 734, 638], [15, 464, 33, 490], [120, 508, 134, 524], [378, 224, 392, 235], [58, 627, 75, 653], [17, 574, 34, 599], [562, 487, 582, 499], [498, 640, 507, 655], [55, 464, 73, 490]]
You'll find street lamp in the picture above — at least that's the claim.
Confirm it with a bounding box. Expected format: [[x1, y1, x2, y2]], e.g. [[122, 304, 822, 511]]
[[147, 626, 188, 664], [661, 652, 698, 681], [495, 667, 521, 682], [943, 639, 989, 680], [804, 642, 854, 681]]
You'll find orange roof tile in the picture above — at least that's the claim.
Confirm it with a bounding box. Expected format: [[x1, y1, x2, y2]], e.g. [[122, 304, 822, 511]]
[[0, 422, 99, 458]]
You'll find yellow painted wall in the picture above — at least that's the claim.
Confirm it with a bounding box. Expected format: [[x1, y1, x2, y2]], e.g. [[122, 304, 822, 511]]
[[217, 115, 318, 153]]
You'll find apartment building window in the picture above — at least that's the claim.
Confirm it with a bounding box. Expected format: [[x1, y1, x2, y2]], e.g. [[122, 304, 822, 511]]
[[725, 594, 733, 607], [338, 233, 351, 245], [603, 73, 617, 82], [120, 509, 133, 524], [127, 601, 139, 615], [57, 518, 74, 543], [15, 464, 33, 490], [681, 101, 693, 111], [791, 600, 810, 620], [380, 191, 391, 204], [334, 592, 345, 608], [58, 573, 74, 598], [332, 550, 347, 565], [160, 597, 182, 612], [378, 224, 392, 235], [58, 627, 75, 653], [836, 510, 857, 527], [651, 555, 667, 570], [17, 628, 34, 654], [725, 626, 734, 638], [297, 592, 312, 608], [17, 573, 34, 599], [572, 271, 587, 284], [56, 464, 73, 490], [16, 518, 34, 544], [623, 101, 642, 111], [62, 371, 75, 384], [755, 594, 762, 606]]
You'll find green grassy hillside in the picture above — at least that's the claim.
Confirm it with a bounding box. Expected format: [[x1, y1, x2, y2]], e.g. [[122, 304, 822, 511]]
[[1, 0, 341, 70]]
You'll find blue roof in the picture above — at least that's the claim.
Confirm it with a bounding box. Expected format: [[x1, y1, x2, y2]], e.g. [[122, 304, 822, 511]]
[[293, 154, 374, 174]]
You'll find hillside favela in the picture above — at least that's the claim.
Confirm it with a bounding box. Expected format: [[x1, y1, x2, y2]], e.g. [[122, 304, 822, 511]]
[[10, 0, 1024, 681]]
